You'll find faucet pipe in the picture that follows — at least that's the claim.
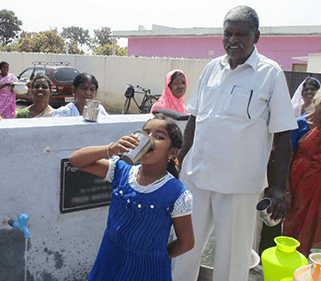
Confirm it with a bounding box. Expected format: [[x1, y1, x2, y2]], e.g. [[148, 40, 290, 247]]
[[8, 214, 30, 238]]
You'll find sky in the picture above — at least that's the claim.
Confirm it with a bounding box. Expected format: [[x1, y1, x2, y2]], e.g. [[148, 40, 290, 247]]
[[3, 0, 321, 47]]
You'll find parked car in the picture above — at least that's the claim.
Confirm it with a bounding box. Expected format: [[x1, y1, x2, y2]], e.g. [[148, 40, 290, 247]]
[[16, 61, 80, 108]]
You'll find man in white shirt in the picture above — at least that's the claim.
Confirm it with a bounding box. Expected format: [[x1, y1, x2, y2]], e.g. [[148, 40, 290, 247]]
[[172, 5, 297, 281]]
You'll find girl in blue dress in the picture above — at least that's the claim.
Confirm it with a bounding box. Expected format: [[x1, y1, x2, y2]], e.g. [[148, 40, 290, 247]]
[[70, 114, 194, 281]]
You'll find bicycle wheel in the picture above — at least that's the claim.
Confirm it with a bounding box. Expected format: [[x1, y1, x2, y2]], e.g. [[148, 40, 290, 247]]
[[141, 96, 158, 113], [122, 97, 131, 114]]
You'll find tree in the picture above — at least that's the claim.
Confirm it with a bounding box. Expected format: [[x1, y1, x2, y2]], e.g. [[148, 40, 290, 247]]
[[15, 30, 81, 54], [92, 27, 112, 47], [0, 9, 22, 45], [93, 44, 127, 56], [61, 26, 90, 48], [91, 27, 127, 56]]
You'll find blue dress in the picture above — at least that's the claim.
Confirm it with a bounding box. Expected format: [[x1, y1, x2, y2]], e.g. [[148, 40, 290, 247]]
[[87, 159, 187, 281], [291, 115, 310, 152]]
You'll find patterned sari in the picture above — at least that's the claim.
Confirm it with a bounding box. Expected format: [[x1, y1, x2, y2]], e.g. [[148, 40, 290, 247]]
[[283, 123, 321, 256], [0, 73, 18, 119]]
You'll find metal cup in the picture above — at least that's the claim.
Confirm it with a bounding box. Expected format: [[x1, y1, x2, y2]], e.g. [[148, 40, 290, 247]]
[[121, 130, 155, 165], [83, 99, 100, 122], [256, 197, 282, 227]]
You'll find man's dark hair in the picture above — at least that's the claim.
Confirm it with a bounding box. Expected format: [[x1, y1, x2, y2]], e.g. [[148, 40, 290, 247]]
[[224, 5, 259, 32]]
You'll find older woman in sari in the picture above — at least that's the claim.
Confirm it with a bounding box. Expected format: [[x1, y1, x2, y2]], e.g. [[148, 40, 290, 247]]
[[150, 70, 188, 114], [283, 91, 321, 257], [0, 61, 18, 119], [15, 74, 55, 118]]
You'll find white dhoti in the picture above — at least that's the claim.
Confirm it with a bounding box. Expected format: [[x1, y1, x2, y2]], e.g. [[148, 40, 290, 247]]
[[172, 179, 259, 281]]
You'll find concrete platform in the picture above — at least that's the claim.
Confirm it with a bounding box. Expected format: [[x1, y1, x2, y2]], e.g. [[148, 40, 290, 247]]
[[198, 239, 264, 281]]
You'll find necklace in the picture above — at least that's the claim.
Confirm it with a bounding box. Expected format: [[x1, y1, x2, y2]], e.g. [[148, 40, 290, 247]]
[[136, 166, 167, 186]]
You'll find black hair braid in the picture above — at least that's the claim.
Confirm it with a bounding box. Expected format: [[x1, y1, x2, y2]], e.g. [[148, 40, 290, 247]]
[[167, 159, 179, 179]]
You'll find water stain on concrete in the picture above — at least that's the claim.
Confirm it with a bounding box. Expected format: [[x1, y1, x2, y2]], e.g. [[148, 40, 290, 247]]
[[0, 229, 25, 281], [54, 251, 64, 269]]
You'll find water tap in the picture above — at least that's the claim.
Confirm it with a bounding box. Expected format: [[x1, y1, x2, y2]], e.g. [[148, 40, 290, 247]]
[[8, 214, 30, 238]]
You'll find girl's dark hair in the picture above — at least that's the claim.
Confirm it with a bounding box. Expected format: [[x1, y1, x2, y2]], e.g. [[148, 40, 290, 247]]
[[145, 113, 183, 179], [0, 61, 9, 68], [303, 77, 320, 91], [31, 74, 52, 92], [73, 73, 98, 90]]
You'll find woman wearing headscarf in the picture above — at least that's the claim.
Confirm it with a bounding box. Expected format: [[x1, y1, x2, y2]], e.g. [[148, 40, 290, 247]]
[[0, 61, 18, 119], [150, 70, 188, 114], [291, 77, 320, 117]]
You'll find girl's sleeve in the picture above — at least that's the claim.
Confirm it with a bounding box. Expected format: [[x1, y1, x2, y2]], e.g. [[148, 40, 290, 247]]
[[171, 190, 193, 218], [105, 155, 120, 183]]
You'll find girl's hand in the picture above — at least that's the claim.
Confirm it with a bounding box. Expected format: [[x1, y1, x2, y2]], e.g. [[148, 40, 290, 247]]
[[109, 134, 140, 156]]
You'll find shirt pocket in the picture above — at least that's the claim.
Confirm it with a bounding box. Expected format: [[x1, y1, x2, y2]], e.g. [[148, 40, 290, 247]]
[[225, 86, 268, 120]]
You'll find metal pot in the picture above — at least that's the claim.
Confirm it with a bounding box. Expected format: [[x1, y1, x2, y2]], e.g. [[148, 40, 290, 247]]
[[83, 99, 100, 122], [13, 82, 28, 95]]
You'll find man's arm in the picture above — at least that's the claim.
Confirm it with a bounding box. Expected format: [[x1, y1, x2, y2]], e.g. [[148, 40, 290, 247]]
[[177, 115, 196, 167], [265, 130, 292, 220]]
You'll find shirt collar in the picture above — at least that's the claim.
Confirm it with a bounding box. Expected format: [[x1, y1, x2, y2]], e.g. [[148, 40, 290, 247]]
[[221, 46, 259, 71]]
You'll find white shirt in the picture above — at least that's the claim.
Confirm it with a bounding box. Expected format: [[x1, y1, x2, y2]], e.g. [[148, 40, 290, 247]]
[[106, 156, 193, 218], [184, 47, 298, 194], [52, 102, 108, 117]]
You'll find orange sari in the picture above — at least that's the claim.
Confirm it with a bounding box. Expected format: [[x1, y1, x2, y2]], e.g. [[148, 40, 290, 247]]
[[283, 123, 321, 256]]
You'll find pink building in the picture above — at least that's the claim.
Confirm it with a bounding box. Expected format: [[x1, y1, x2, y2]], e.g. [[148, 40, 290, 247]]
[[113, 25, 321, 71]]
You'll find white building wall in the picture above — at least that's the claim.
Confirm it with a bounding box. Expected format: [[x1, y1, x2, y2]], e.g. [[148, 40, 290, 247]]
[[1, 52, 210, 112], [307, 53, 321, 73]]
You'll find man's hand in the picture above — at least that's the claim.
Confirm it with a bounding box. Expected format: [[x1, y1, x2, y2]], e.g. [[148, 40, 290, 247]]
[[264, 186, 287, 220], [265, 130, 292, 221]]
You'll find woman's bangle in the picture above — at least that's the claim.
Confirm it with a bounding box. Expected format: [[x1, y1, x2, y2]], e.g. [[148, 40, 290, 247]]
[[107, 142, 114, 158]]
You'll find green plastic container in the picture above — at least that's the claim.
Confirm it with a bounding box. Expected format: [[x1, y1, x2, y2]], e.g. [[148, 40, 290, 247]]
[[261, 236, 308, 281]]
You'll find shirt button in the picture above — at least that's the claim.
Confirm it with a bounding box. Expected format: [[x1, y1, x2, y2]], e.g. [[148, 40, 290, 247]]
[[119, 190, 123, 194], [138, 204, 142, 208], [150, 205, 154, 209], [127, 199, 130, 203]]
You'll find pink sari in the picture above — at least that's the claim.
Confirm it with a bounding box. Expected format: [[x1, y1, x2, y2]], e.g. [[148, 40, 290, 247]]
[[150, 70, 188, 114], [0, 73, 18, 119]]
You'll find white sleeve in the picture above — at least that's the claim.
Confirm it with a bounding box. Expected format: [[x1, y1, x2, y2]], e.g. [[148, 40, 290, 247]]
[[104, 155, 120, 182], [171, 189, 193, 218], [268, 70, 298, 133]]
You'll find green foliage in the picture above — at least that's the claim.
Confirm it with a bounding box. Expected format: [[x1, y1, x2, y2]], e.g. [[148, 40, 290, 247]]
[[115, 45, 128, 56], [93, 43, 127, 56], [61, 26, 90, 47], [93, 27, 113, 46], [0, 9, 22, 45], [13, 30, 82, 54]]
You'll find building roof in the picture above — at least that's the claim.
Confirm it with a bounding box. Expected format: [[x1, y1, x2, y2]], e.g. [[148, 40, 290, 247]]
[[112, 24, 321, 38]]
